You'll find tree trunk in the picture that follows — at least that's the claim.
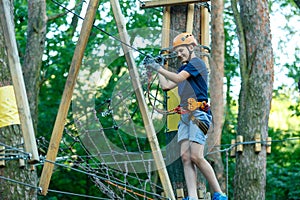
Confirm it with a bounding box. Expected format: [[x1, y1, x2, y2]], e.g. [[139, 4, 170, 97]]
[[0, 126, 38, 200], [0, 26, 38, 200], [207, 0, 226, 193], [23, 0, 47, 131], [232, 0, 274, 199], [0, 0, 46, 199]]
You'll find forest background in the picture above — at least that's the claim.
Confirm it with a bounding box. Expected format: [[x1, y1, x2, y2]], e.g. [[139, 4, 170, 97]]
[[0, 0, 299, 199]]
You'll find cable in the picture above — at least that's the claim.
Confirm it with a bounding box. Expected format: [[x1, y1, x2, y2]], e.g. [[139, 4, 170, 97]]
[[42, 158, 165, 199], [205, 136, 300, 156], [50, 0, 148, 56], [0, 175, 109, 199], [0, 175, 40, 191], [47, 189, 109, 199]]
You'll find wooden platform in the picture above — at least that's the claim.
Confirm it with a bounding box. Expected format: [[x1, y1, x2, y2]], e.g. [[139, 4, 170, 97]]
[[140, 0, 210, 9]]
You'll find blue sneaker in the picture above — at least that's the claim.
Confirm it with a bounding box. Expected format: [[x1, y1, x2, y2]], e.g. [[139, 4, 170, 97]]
[[212, 192, 228, 200]]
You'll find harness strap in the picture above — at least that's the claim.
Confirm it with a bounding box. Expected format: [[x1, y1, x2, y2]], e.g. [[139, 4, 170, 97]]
[[187, 98, 208, 111], [171, 98, 210, 134], [189, 115, 209, 135]]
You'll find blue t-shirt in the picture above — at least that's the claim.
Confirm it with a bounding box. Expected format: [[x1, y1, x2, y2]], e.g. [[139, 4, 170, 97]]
[[177, 57, 208, 107]]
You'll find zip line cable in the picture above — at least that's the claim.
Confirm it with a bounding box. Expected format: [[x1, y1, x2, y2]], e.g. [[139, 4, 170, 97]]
[[50, 0, 149, 57]]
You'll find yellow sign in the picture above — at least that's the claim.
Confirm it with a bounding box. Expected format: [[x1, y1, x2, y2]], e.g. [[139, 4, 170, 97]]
[[167, 88, 180, 132], [0, 86, 20, 128]]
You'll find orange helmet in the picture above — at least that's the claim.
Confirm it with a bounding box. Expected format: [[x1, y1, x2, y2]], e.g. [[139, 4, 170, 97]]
[[172, 33, 198, 49]]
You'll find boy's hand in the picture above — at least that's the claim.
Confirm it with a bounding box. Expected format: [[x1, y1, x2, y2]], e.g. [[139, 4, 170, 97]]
[[147, 62, 161, 71], [143, 55, 163, 71]]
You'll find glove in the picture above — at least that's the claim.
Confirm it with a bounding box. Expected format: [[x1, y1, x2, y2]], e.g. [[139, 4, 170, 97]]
[[143, 55, 162, 71], [148, 62, 161, 71]]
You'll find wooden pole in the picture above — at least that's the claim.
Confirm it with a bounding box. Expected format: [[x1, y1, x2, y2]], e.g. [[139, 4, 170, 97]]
[[38, 0, 99, 195], [200, 5, 210, 46], [162, 6, 180, 132], [161, 6, 171, 49], [200, 5, 210, 68], [110, 0, 175, 199], [186, 4, 194, 33], [0, 0, 39, 163]]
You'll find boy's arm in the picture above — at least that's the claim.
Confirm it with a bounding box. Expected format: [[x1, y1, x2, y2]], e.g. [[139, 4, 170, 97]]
[[146, 61, 190, 90], [157, 73, 177, 91], [157, 67, 190, 90]]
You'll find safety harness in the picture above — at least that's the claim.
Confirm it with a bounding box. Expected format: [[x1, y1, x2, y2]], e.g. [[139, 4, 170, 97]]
[[143, 53, 210, 135], [171, 98, 210, 135]]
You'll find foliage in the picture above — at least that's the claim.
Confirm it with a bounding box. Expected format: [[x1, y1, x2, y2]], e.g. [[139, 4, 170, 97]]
[[266, 127, 300, 200], [8, 0, 300, 199]]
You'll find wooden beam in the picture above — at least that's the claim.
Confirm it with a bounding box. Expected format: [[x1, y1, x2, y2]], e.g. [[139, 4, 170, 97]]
[[140, 0, 209, 9], [38, 0, 99, 195], [186, 4, 195, 33], [161, 6, 171, 49], [200, 5, 210, 68], [110, 0, 175, 199], [200, 5, 210, 46], [161, 6, 181, 132], [0, 0, 39, 163]]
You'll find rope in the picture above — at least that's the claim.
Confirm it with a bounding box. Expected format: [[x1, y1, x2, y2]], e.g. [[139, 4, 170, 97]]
[[41, 158, 164, 199], [0, 175, 109, 199], [105, 180, 155, 200], [50, 0, 148, 56]]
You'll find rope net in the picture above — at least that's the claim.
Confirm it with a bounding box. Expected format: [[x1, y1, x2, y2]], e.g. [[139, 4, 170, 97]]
[[0, 28, 218, 199], [37, 29, 177, 199]]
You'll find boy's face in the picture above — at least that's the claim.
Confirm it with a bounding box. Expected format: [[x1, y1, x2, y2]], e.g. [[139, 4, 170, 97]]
[[174, 45, 193, 63]]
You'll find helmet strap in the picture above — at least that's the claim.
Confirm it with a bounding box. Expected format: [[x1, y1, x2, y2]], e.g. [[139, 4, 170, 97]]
[[186, 45, 194, 61]]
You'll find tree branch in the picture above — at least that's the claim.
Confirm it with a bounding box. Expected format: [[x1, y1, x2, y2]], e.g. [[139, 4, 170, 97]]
[[47, 0, 84, 22], [230, 0, 248, 80]]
